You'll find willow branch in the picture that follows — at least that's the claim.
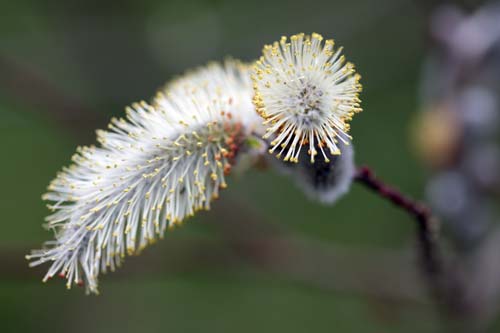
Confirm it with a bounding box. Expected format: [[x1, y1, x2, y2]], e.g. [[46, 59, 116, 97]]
[[354, 166, 446, 301]]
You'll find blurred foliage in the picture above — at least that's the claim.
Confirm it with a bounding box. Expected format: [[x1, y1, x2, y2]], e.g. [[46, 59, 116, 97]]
[[2, 0, 496, 332]]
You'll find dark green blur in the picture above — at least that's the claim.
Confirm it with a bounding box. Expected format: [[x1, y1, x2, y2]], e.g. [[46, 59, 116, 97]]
[[1, 0, 495, 332]]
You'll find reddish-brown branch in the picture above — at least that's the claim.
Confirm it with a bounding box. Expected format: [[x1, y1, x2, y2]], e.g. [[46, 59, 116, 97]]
[[354, 166, 446, 304]]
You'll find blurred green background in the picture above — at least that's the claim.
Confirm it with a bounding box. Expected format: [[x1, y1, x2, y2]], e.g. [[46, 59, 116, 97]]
[[1, 0, 493, 332]]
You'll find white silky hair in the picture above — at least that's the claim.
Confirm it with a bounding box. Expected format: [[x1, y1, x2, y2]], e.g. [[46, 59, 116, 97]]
[[271, 141, 355, 205]]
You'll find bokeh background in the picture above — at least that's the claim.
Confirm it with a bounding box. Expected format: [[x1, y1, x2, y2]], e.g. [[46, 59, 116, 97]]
[[1, 0, 499, 332]]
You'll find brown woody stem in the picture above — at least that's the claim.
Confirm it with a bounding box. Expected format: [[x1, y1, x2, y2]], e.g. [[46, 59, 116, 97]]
[[354, 166, 446, 301]]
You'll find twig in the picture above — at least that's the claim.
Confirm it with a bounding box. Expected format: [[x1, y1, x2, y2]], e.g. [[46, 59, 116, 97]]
[[354, 166, 446, 304]]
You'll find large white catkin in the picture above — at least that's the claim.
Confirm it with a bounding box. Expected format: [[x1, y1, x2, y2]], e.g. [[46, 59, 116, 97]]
[[27, 60, 260, 294]]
